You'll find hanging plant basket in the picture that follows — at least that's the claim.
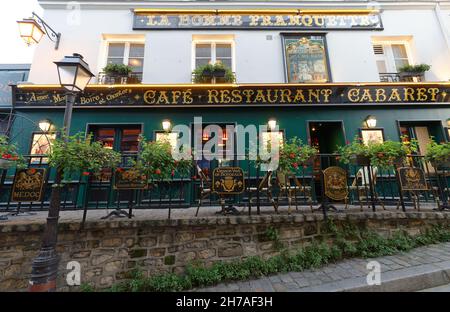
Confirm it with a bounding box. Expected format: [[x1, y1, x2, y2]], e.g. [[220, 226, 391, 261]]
[[350, 154, 371, 166], [214, 68, 226, 78]]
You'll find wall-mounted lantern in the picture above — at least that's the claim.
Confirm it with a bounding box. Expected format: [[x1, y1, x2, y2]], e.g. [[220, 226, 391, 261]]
[[365, 115, 377, 128], [17, 12, 61, 49]]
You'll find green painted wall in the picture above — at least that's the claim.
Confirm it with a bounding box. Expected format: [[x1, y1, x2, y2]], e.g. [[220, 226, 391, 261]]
[[12, 106, 450, 155]]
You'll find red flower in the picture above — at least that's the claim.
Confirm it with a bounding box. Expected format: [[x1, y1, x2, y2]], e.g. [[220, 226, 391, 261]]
[[289, 153, 295, 159], [82, 172, 90, 176], [116, 168, 124, 172], [335, 156, 341, 161], [171, 170, 175, 177], [2, 154, 11, 159], [11, 156, 18, 161], [28, 168, 36, 174], [155, 169, 161, 175], [292, 162, 298, 169], [346, 140, 350, 145]]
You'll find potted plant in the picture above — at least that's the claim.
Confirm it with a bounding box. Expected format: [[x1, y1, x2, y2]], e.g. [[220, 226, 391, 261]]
[[0, 135, 23, 169], [48, 132, 122, 180], [425, 140, 450, 168], [369, 139, 415, 169], [192, 64, 215, 83], [102, 63, 133, 84], [398, 64, 430, 82], [136, 138, 193, 181], [278, 137, 318, 173], [192, 63, 236, 83], [336, 137, 371, 166]]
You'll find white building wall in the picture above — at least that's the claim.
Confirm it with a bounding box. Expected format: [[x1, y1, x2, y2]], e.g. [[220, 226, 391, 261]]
[[28, 3, 450, 84]]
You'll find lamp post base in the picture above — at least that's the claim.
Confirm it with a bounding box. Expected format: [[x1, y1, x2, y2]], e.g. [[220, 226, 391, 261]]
[[28, 247, 60, 292]]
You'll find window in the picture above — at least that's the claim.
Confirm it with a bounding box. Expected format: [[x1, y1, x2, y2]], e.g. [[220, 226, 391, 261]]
[[89, 125, 142, 153], [29, 132, 56, 164], [372, 42, 411, 74], [106, 42, 145, 73], [194, 42, 233, 69], [282, 35, 330, 83]]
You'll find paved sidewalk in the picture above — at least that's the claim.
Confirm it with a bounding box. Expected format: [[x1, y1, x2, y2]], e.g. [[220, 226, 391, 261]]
[[195, 242, 450, 292]]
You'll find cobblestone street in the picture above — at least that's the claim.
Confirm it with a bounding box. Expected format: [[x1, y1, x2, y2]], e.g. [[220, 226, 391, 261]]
[[195, 242, 450, 292]]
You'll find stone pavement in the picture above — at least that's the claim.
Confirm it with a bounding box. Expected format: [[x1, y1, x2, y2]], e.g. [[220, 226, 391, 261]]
[[195, 242, 450, 292]]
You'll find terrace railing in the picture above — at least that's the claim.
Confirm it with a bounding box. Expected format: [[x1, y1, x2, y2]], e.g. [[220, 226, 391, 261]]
[[0, 154, 449, 219]]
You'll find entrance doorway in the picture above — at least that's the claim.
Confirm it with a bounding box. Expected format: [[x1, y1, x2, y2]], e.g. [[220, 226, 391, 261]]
[[308, 121, 346, 157]]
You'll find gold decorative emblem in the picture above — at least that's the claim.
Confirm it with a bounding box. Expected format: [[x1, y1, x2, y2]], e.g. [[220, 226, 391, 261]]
[[323, 166, 348, 201], [11, 168, 46, 202], [114, 168, 148, 190], [398, 167, 428, 191], [212, 167, 245, 194]]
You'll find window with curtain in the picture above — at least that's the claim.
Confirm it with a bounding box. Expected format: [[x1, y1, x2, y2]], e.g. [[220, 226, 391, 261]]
[[106, 42, 145, 73]]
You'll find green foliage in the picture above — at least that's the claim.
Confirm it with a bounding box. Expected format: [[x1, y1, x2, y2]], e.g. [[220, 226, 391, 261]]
[[192, 63, 235, 83], [0, 135, 25, 168], [48, 132, 122, 177], [104, 223, 450, 292], [103, 63, 133, 76], [264, 226, 285, 251], [336, 136, 418, 169], [79, 283, 95, 292], [398, 64, 431, 73], [278, 137, 318, 173], [425, 140, 450, 165], [136, 137, 193, 180]]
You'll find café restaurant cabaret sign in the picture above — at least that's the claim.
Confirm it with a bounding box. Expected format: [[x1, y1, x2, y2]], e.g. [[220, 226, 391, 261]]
[[14, 84, 450, 108], [133, 9, 383, 30]]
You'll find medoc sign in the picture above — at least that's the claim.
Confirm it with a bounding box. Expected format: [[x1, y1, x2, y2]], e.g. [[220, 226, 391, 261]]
[[133, 9, 383, 30]]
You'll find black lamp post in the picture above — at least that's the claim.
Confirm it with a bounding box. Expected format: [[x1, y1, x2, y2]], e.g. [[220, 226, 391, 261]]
[[29, 53, 94, 292]]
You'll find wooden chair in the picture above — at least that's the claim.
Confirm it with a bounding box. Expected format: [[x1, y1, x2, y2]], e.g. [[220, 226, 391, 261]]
[[349, 166, 385, 211], [194, 165, 214, 217], [247, 170, 278, 214], [276, 171, 313, 213]]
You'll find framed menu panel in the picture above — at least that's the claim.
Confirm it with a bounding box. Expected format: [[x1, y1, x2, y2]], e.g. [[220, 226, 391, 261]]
[[282, 34, 330, 83]]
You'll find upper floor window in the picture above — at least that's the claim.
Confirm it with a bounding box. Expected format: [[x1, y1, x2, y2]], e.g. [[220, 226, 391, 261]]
[[194, 42, 233, 69], [282, 34, 330, 83], [106, 42, 145, 73], [372, 42, 411, 74]]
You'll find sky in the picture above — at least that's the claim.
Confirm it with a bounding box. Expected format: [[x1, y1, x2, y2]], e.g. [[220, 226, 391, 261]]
[[0, 1, 43, 64]]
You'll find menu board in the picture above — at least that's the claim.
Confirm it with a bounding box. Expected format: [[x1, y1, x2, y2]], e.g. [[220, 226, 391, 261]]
[[284, 35, 329, 83]]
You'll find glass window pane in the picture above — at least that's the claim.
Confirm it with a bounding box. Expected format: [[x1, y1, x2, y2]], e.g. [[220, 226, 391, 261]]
[[392, 44, 408, 59], [108, 43, 125, 58], [216, 44, 231, 58], [395, 59, 409, 71], [284, 35, 329, 83], [120, 128, 141, 152], [129, 44, 145, 58], [30, 133, 55, 164], [96, 128, 115, 149], [196, 44, 211, 58], [216, 58, 232, 69], [128, 58, 143, 72], [196, 58, 210, 68], [107, 58, 123, 65], [376, 60, 387, 73]]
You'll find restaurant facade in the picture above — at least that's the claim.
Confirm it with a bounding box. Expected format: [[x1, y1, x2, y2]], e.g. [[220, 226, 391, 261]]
[[4, 0, 450, 209]]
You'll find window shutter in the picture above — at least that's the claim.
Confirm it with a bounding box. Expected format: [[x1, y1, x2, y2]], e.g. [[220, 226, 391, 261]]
[[372, 44, 384, 55]]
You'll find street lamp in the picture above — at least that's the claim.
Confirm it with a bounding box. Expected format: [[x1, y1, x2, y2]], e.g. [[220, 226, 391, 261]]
[[38, 119, 53, 133], [162, 119, 172, 132], [365, 115, 377, 128], [17, 12, 61, 49], [29, 53, 94, 292], [268, 118, 277, 131]]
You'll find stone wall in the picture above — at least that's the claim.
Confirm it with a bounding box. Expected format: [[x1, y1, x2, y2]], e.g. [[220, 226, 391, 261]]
[[1, 211, 450, 291]]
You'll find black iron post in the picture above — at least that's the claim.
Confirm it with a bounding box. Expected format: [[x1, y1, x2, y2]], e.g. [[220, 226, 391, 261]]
[[28, 93, 76, 292]]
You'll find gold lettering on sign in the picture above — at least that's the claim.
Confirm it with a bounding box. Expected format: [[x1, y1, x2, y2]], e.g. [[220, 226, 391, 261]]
[[183, 89, 193, 104], [347, 88, 359, 102], [208, 90, 219, 103], [261, 15, 273, 26], [288, 15, 301, 26], [428, 88, 439, 101], [159, 15, 171, 26], [274, 15, 287, 26], [388, 89, 401, 102], [231, 90, 242, 103], [321, 89, 332, 102], [293, 90, 306, 102], [143, 90, 156, 104], [232, 15, 242, 26], [360, 89, 374, 102], [220, 90, 231, 103], [314, 16, 325, 26], [280, 89, 292, 103], [249, 15, 260, 26], [242, 89, 255, 103], [254, 89, 266, 103], [172, 90, 182, 104], [178, 15, 190, 26], [302, 15, 313, 26], [403, 87, 415, 101], [416, 88, 427, 101], [308, 89, 320, 103], [375, 89, 386, 102]]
